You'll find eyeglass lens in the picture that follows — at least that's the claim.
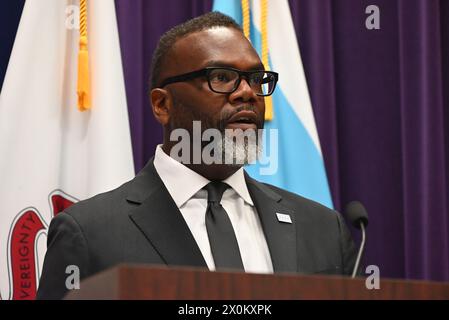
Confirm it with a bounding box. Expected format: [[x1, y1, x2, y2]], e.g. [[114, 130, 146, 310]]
[[208, 69, 275, 96]]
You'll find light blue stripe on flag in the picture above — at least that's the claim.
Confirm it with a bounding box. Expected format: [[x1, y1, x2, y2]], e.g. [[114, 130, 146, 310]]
[[213, 0, 333, 209], [213, 0, 242, 24]]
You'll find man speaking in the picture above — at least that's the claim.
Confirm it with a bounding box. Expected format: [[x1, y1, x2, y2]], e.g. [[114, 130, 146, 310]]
[[37, 12, 356, 299]]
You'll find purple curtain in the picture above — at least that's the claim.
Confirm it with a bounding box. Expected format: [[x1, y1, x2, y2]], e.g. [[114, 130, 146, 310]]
[[115, 0, 449, 281]]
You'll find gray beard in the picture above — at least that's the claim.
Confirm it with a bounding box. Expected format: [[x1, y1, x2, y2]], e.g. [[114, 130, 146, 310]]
[[216, 129, 262, 165]]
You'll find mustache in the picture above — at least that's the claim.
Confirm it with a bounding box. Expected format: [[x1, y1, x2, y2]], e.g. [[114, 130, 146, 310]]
[[218, 105, 264, 132]]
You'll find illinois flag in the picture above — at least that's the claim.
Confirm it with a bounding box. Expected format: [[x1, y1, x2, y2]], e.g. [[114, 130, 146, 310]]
[[213, 0, 333, 208], [0, 0, 134, 300]]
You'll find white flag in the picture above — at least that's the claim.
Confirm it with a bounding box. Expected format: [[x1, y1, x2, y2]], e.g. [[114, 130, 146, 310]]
[[0, 0, 134, 300]]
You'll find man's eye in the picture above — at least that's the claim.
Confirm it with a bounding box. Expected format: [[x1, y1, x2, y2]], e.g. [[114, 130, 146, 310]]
[[252, 76, 263, 84], [251, 73, 266, 84], [214, 74, 228, 82], [210, 71, 233, 83]]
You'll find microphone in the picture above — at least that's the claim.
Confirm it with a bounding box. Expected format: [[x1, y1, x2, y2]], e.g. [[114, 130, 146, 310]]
[[344, 201, 369, 278]]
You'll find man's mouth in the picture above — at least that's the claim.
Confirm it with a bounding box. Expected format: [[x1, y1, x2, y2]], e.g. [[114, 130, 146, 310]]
[[225, 110, 259, 130]]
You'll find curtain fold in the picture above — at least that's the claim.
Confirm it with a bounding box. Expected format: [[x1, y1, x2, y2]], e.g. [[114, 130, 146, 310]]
[[397, 0, 449, 280]]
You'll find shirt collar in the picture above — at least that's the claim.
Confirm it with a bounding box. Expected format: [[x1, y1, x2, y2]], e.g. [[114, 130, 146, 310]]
[[153, 145, 254, 207], [223, 167, 254, 206], [153, 145, 209, 208]]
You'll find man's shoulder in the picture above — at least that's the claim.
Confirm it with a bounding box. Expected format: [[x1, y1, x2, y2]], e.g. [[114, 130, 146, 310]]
[[63, 178, 135, 221], [62, 160, 158, 223]]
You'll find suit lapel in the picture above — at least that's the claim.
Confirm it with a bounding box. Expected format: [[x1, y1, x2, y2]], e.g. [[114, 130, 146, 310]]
[[127, 159, 207, 268], [124, 159, 298, 273], [245, 175, 298, 273]]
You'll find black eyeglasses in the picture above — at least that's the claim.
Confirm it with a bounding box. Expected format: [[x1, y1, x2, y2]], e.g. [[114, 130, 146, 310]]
[[159, 67, 279, 96]]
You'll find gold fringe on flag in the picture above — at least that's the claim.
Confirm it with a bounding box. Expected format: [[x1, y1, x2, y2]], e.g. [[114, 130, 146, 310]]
[[242, 0, 273, 121], [260, 0, 273, 121], [77, 0, 91, 111]]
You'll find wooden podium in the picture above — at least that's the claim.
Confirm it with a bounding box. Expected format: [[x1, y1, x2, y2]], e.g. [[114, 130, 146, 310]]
[[65, 264, 449, 300]]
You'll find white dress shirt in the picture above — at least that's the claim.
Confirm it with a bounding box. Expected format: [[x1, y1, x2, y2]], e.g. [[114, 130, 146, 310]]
[[153, 145, 273, 274]]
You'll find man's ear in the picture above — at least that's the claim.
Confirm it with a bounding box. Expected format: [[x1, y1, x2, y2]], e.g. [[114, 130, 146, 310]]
[[150, 88, 172, 126]]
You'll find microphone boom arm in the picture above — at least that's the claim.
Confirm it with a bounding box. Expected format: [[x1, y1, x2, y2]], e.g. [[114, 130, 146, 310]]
[[351, 222, 366, 278]]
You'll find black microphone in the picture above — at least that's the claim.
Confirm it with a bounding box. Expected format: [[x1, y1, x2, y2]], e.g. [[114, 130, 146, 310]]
[[344, 201, 369, 278]]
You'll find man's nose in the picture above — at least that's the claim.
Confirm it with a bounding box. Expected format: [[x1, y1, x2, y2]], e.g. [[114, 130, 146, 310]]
[[229, 78, 257, 103]]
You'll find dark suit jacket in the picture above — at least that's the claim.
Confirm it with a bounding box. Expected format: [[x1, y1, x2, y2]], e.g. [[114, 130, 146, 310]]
[[36, 159, 356, 299]]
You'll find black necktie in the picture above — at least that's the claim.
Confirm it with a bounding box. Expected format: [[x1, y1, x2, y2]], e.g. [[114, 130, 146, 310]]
[[204, 181, 244, 271]]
